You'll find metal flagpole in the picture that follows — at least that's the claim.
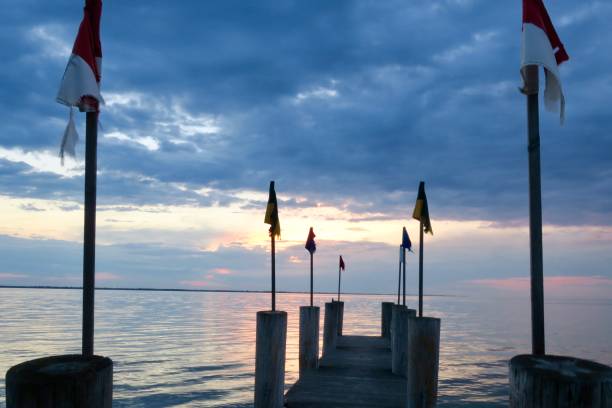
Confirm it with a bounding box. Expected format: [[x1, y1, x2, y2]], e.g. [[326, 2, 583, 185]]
[[82, 111, 98, 357], [402, 247, 406, 306], [418, 220, 424, 317], [397, 246, 401, 304], [524, 66, 545, 355], [337, 264, 341, 302], [271, 235, 276, 311], [310, 252, 313, 307]]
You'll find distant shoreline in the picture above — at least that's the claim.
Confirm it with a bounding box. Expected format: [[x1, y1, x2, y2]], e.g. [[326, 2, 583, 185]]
[[0, 285, 460, 298]]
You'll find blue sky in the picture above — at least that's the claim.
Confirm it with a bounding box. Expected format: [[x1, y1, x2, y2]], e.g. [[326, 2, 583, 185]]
[[0, 0, 611, 298]]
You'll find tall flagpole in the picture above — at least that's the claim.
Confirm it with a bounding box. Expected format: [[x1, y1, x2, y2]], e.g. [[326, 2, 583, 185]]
[[397, 246, 401, 304], [525, 66, 545, 355], [418, 220, 424, 317], [310, 252, 313, 307], [82, 111, 97, 357], [402, 247, 406, 306], [271, 235, 276, 311]]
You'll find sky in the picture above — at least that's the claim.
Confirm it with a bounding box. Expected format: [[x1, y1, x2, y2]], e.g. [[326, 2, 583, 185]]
[[0, 0, 611, 299]]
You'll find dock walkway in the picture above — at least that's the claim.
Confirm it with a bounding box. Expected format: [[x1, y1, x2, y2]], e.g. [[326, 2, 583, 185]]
[[284, 334, 406, 407]]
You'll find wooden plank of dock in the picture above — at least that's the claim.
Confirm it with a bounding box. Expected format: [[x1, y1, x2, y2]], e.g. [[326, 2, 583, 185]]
[[284, 335, 407, 407]]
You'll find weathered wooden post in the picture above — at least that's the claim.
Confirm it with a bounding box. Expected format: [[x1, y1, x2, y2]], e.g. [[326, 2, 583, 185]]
[[299, 306, 320, 373], [406, 317, 440, 408], [509, 355, 612, 407], [391, 306, 416, 376], [381, 301, 394, 341], [334, 300, 344, 336], [6, 355, 112, 407], [323, 301, 340, 356], [255, 311, 287, 408]]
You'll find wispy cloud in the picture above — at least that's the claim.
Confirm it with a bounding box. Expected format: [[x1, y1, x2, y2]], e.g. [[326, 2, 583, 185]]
[[0, 273, 28, 279], [97, 272, 122, 281], [0, 147, 82, 177], [433, 30, 499, 63], [558, 2, 612, 28], [26, 24, 71, 60]]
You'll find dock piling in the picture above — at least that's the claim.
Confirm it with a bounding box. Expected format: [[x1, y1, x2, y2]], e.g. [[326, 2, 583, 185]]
[[509, 354, 612, 407], [299, 306, 320, 373], [255, 310, 287, 408], [334, 300, 344, 336], [391, 305, 416, 376], [406, 316, 440, 408], [381, 301, 394, 341], [6, 354, 113, 408], [323, 301, 341, 356]]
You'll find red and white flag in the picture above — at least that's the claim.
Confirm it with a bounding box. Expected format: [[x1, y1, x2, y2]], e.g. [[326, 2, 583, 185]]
[[56, 0, 103, 162], [521, 0, 569, 122]]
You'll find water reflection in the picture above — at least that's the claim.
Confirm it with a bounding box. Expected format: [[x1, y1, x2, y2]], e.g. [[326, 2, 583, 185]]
[[0, 289, 610, 407]]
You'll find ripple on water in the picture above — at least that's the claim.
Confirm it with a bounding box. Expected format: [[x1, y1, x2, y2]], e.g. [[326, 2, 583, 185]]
[[1, 289, 611, 407]]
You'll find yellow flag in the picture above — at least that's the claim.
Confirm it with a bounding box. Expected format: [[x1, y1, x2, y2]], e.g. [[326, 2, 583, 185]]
[[412, 181, 433, 235], [264, 181, 281, 238]]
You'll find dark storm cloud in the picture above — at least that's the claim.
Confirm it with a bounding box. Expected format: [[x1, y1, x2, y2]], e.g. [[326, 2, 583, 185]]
[[1, 1, 611, 225]]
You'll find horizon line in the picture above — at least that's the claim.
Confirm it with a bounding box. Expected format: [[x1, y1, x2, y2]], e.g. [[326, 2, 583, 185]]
[[0, 285, 461, 298]]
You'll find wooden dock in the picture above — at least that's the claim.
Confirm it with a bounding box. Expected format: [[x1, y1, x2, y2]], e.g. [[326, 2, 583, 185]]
[[285, 334, 407, 407]]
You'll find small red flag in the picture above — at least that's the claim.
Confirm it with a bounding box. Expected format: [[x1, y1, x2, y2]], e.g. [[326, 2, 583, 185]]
[[339, 255, 345, 271]]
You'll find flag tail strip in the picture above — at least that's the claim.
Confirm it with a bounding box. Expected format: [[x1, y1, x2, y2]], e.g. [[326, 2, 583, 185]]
[[59, 108, 79, 165]]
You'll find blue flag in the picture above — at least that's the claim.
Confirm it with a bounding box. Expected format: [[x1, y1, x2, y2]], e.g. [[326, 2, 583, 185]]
[[401, 227, 412, 252], [305, 227, 316, 254]]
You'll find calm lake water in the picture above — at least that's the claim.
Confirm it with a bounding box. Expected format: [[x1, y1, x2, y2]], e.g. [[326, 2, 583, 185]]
[[1, 288, 611, 407]]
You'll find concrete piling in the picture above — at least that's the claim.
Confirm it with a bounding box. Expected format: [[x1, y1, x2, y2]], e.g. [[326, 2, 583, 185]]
[[255, 310, 287, 408], [6, 354, 113, 408], [381, 301, 394, 341], [406, 316, 440, 408], [391, 306, 416, 376], [509, 354, 612, 407], [323, 301, 341, 356], [299, 306, 320, 374]]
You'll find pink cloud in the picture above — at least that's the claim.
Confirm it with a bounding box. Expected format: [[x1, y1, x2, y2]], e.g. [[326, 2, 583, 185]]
[[469, 276, 612, 298], [0, 273, 28, 279], [288, 256, 302, 264], [179, 280, 211, 288], [97, 272, 121, 281], [470, 276, 612, 290], [212, 268, 232, 275]]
